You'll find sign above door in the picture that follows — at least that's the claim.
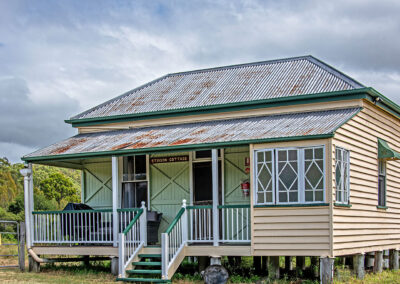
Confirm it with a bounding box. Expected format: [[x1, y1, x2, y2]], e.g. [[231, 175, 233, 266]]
[[150, 155, 189, 164]]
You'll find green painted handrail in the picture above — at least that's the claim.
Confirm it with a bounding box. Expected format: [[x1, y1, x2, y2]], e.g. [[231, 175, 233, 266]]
[[218, 204, 250, 209], [186, 205, 212, 209], [123, 209, 143, 235], [165, 207, 185, 234], [32, 209, 112, 214]]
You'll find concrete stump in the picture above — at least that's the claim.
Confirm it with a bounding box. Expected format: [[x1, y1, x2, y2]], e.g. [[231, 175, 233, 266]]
[[389, 249, 399, 270], [353, 254, 365, 280], [111, 257, 119, 276], [210, 257, 221, 266], [383, 250, 389, 269], [202, 265, 229, 284], [268, 256, 280, 279], [28, 255, 40, 272], [320, 257, 334, 284], [373, 251, 383, 273], [365, 252, 375, 268], [261, 256, 267, 272]]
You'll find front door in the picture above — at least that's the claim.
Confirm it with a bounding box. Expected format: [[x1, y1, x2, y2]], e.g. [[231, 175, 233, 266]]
[[193, 161, 222, 205]]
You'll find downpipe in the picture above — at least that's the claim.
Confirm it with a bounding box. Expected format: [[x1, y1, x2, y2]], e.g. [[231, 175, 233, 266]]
[[27, 247, 55, 263]]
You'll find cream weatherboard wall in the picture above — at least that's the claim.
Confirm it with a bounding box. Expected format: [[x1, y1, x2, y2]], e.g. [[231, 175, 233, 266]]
[[332, 100, 400, 256], [250, 139, 333, 257]]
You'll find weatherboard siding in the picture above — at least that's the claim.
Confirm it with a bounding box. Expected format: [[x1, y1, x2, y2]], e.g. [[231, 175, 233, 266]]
[[332, 100, 400, 256]]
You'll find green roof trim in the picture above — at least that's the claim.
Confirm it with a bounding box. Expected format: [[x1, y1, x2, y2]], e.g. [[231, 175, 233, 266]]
[[22, 133, 334, 163], [378, 138, 400, 160], [64, 87, 400, 127]]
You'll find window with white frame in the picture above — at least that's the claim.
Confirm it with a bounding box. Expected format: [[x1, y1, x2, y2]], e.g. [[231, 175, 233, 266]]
[[335, 147, 350, 204], [378, 159, 386, 207], [255, 146, 325, 205]]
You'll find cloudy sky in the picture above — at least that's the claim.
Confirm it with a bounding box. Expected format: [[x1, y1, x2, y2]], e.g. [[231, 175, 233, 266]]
[[1, 0, 399, 163]]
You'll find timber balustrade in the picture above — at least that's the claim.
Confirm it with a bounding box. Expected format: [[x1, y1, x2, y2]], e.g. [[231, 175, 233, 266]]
[[161, 200, 250, 279], [118, 202, 147, 278], [31, 207, 141, 245]]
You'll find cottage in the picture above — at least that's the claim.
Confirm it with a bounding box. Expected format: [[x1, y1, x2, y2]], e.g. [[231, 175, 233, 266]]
[[21, 55, 400, 283]]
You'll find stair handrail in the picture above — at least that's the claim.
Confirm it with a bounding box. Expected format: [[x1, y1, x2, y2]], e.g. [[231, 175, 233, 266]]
[[161, 199, 188, 279], [118, 201, 147, 278]]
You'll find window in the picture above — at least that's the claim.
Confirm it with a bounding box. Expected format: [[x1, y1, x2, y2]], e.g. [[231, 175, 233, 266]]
[[378, 160, 386, 207], [122, 155, 148, 208], [335, 147, 350, 204], [255, 146, 325, 205]]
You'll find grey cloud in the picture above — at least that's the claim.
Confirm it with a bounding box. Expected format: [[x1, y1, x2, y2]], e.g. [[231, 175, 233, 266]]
[[0, 77, 78, 149]]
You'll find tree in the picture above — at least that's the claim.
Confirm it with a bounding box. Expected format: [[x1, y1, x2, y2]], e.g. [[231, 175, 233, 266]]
[[39, 172, 80, 206]]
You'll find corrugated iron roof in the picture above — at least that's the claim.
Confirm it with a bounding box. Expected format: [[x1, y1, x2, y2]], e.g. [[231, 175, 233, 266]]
[[71, 56, 364, 121], [25, 108, 361, 160]]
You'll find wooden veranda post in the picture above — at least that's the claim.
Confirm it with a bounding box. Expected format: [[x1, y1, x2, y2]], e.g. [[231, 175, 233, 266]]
[[212, 149, 219, 246], [112, 156, 119, 247]]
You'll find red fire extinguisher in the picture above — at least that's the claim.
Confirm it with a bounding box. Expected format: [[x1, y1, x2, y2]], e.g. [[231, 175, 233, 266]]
[[241, 180, 250, 197]]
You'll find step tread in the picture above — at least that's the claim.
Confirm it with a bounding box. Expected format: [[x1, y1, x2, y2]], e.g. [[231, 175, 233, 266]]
[[138, 254, 161, 258], [133, 261, 161, 266], [127, 269, 162, 274], [116, 277, 170, 283]]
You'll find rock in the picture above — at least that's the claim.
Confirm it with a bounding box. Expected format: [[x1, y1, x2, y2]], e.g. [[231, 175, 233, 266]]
[[202, 265, 229, 284]]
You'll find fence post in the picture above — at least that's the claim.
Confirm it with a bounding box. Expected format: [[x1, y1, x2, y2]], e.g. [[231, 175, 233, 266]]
[[181, 200, 188, 244], [161, 233, 169, 279], [19, 222, 25, 271], [140, 202, 147, 246], [118, 233, 125, 278]]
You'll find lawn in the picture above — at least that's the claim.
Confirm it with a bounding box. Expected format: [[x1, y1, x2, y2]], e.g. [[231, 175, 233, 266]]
[[0, 266, 400, 284]]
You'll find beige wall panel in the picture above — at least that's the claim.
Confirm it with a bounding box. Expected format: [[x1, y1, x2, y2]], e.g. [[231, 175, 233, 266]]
[[332, 101, 400, 256], [253, 207, 330, 256]]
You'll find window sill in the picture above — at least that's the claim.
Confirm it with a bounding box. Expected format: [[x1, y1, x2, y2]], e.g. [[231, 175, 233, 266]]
[[334, 203, 352, 208], [377, 205, 388, 210], [254, 203, 329, 208]]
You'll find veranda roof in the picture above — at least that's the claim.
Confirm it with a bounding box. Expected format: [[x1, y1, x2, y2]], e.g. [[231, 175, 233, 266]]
[[23, 108, 361, 162]]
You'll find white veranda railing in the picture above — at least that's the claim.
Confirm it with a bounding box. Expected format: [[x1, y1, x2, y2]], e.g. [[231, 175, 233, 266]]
[[161, 200, 250, 279], [118, 202, 147, 278], [32, 208, 140, 245]]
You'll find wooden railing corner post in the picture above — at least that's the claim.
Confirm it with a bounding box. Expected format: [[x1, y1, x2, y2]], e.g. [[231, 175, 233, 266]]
[[181, 200, 188, 244], [140, 201, 147, 246], [161, 233, 169, 279], [118, 233, 125, 278]]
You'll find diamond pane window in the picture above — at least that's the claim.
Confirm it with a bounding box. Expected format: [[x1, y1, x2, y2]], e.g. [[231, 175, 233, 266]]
[[255, 150, 274, 204], [277, 149, 299, 203], [304, 147, 324, 202]]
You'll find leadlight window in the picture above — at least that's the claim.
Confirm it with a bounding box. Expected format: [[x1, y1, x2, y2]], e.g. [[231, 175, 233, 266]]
[[122, 155, 148, 208], [335, 147, 350, 204], [378, 160, 386, 207], [254, 146, 325, 205]]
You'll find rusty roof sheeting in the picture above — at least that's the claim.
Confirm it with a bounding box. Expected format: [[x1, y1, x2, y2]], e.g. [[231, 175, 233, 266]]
[[26, 108, 361, 160], [71, 56, 364, 120]]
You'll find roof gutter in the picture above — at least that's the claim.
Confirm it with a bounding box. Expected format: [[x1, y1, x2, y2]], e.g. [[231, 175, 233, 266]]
[[65, 88, 376, 127], [22, 133, 334, 163]]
